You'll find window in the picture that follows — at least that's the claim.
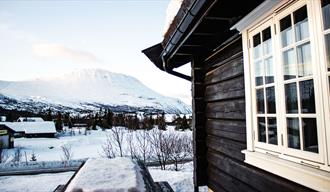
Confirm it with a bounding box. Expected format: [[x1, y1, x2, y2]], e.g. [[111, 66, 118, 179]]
[[321, 0, 330, 166], [237, 0, 330, 189], [242, 0, 330, 177]]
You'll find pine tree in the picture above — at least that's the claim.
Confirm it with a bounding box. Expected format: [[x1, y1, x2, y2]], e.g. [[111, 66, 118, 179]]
[[46, 108, 52, 121], [180, 115, 190, 131], [55, 112, 63, 132], [92, 113, 98, 130], [30, 152, 37, 161], [158, 112, 166, 130], [107, 109, 113, 128]]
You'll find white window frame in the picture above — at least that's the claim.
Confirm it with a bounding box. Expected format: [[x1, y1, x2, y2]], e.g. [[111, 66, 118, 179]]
[[239, 0, 330, 190]]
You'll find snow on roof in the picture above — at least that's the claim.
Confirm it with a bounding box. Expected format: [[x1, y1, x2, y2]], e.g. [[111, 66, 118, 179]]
[[163, 0, 184, 36], [65, 157, 145, 192], [17, 117, 44, 122], [0, 122, 56, 134]]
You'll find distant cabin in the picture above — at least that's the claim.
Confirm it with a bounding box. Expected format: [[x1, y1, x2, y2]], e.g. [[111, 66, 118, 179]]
[[0, 122, 56, 138], [0, 116, 6, 122], [0, 124, 14, 149], [17, 117, 44, 122]]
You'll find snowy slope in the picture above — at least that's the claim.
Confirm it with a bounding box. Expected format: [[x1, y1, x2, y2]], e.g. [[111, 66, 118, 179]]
[[0, 69, 191, 113]]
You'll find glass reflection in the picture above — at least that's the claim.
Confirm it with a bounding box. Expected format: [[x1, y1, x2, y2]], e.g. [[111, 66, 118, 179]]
[[322, 0, 330, 30], [285, 83, 298, 113], [265, 57, 274, 84], [294, 6, 309, 42], [302, 118, 318, 153], [256, 89, 265, 114], [287, 118, 300, 149], [255, 60, 264, 86], [253, 34, 261, 59], [280, 15, 293, 47], [283, 49, 296, 80], [268, 118, 277, 145], [266, 86, 276, 113], [299, 80, 315, 113], [258, 117, 266, 143], [297, 43, 312, 77], [325, 34, 330, 71], [263, 27, 272, 55]]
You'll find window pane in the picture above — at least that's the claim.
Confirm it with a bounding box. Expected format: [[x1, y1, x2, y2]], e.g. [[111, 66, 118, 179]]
[[268, 117, 277, 145], [297, 43, 312, 77], [266, 86, 276, 113], [253, 34, 261, 59], [256, 89, 265, 114], [283, 49, 296, 80], [322, 0, 330, 30], [262, 27, 272, 55], [280, 15, 293, 47], [294, 6, 309, 42], [299, 80, 316, 113], [255, 60, 264, 86], [285, 83, 298, 113], [302, 118, 318, 153], [325, 33, 330, 71], [258, 117, 266, 143], [265, 57, 274, 84], [287, 118, 300, 149]]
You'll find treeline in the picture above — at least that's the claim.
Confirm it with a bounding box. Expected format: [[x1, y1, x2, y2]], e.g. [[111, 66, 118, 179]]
[[47, 108, 191, 132], [0, 107, 192, 132]]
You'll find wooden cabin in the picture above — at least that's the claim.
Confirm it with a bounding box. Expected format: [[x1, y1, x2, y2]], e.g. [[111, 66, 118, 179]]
[[143, 0, 330, 191], [0, 124, 14, 149]]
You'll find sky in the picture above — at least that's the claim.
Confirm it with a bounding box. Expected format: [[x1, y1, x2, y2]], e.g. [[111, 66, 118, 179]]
[[0, 0, 192, 105]]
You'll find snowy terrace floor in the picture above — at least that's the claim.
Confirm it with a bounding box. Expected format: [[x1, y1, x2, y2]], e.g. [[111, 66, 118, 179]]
[[0, 127, 207, 192]]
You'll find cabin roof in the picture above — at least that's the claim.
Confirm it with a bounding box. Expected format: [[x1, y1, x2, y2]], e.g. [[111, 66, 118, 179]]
[[0, 122, 56, 134], [64, 158, 146, 192], [143, 0, 264, 77]]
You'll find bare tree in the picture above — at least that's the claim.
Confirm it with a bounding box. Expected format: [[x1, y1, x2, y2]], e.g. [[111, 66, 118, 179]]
[[101, 134, 116, 158], [12, 145, 23, 165], [147, 128, 172, 170], [0, 141, 9, 164], [168, 133, 193, 171], [126, 133, 137, 160], [135, 129, 150, 163], [61, 144, 73, 162], [111, 127, 125, 157]]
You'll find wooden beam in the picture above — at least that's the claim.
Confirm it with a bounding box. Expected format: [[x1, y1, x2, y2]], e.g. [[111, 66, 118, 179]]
[[204, 16, 233, 21], [193, 32, 215, 36]]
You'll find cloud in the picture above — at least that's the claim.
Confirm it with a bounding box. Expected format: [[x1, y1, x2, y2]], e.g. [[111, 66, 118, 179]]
[[32, 43, 102, 64]]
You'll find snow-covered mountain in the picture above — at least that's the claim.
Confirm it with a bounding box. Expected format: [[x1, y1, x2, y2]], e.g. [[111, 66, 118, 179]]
[[0, 69, 191, 114]]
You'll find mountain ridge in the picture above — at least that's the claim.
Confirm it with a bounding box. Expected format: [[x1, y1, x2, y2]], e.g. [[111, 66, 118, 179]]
[[0, 69, 191, 114]]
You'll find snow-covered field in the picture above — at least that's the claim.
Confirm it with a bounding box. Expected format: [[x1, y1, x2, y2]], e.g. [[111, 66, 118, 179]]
[[0, 171, 74, 192], [0, 126, 202, 192], [4, 126, 190, 162]]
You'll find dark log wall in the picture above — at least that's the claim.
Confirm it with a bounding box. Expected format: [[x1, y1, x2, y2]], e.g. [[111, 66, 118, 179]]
[[201, 37, 313, 192]]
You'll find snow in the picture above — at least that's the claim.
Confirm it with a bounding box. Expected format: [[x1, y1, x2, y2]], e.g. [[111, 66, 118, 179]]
[[0, 122, 56, 134], [149, 162, 208, 192], [163, 0, 184, 35], [0, 171, 74, 192], [65, 157, 145, 192], [0, 127, 197, 192], [0, 68, 191, 114]]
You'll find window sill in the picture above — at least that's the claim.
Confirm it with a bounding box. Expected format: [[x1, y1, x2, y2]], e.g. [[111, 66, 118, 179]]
[[242, 150, 330, 191]]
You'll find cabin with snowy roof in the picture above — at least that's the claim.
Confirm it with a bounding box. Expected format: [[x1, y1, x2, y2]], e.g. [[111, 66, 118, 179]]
[[143, 0, 330, 191], [0, 121, 56, 138]]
